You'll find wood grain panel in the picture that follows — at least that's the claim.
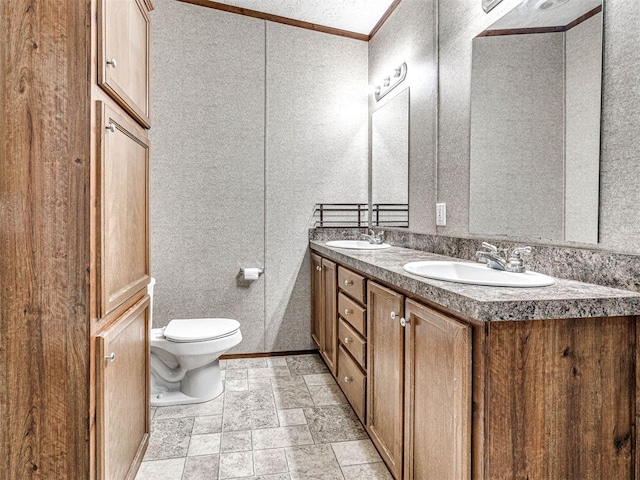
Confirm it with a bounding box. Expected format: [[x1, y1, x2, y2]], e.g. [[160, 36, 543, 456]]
[[367, 281, 404, 479], [486, 317, 635, 480], [404, 299, 471, 480], [0, 0, 91, 477], [321, 258, 338, 376], [96, 296, 150, 480], [97, 102, 150, 318], [338, 292, 367, 336], [338, 266, 367, 304], [339, 318, 366, 368], [98, 0, 151, 127]]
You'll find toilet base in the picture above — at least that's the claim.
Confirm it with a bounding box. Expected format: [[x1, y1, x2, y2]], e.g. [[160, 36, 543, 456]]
[[150, 356, 225, 407], [150, 386, 223, 407]]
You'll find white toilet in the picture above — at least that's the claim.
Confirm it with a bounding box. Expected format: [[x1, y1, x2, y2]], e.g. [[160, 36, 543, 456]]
[[148, 278, 242, 407]]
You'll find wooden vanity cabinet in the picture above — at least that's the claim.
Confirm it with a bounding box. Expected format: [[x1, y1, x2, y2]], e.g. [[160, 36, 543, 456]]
[[311, 255, 338, 375], [98, 0, 152, 128]]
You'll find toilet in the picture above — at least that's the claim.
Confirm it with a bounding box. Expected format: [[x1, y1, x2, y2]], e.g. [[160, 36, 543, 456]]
[[148, 278, 242, 407]]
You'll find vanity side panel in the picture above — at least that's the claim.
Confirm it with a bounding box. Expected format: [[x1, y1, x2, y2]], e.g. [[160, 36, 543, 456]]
[[486, 317, 634, 480]]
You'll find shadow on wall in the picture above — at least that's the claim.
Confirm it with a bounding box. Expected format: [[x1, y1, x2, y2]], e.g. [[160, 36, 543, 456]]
[[267, 249, 314, 352]]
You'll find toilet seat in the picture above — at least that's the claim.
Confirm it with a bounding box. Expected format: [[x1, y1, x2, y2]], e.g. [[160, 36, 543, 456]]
[[164, 318, 240, 343]]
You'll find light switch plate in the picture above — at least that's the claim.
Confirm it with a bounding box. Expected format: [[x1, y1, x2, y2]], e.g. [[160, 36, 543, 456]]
[[436, 203, 447, 226]]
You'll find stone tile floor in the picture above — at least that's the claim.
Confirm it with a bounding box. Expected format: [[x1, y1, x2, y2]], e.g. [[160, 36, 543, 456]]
[[135, 354, 393, 480]]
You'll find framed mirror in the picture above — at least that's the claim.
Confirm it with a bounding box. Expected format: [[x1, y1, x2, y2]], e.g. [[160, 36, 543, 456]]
[[371, 87, 409, 227], [469, 0, 603, 244]]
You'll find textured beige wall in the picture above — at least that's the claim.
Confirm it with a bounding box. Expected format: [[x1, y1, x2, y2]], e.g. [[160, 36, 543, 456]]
[[150, 0, 368, 353], [368, 0, 438, 233]]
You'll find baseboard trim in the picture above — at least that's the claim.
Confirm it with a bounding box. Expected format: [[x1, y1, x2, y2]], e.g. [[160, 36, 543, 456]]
[[220, 349, 319, 360]]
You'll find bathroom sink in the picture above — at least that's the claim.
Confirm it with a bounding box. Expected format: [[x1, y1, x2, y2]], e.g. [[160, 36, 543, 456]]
[[326, 240, 391, 250], [403, 261, 555, 287]]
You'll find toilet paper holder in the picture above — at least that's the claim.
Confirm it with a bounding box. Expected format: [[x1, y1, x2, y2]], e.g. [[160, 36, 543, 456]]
[[239, 267, 264, 278]]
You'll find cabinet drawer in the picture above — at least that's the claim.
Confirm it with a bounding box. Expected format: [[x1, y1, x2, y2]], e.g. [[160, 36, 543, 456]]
[[338, 346, 366, 423], [338, 292, 366, 336], [338, 266, 366, 304], [339, 318, 366, 369]]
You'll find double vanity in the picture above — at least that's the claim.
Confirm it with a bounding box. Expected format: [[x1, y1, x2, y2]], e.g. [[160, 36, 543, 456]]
[[310, 236, 640, 480]]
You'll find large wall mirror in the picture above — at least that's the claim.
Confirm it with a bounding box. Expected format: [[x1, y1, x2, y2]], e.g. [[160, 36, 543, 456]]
[[371, 87, 409, 227], [469, 0, 603, 244]]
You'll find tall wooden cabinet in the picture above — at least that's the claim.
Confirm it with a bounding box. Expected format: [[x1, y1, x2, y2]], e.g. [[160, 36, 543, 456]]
[[311, 254, 338, 375], [0, 0, 152, 478]]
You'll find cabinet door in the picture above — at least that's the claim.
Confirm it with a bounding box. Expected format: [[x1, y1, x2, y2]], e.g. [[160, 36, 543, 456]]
[[404, 299, 471, 480], [98, 0, 151, 127], [98, 103, 150, 318], [96, 296, 150, 480], [367, 282, 404, 480], [311, 253, 323, 349], [321, 258, 338, 375]]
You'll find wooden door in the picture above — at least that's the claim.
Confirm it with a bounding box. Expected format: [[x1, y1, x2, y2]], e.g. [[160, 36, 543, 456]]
[[367, 282, 404, 479], [321, 258, 338, 375], [98, 102, 150, 318], [98, 0, 151, 127], [311, 253, 323, 349], [96, 296, 150, 480], [404, 299, 471, 480]]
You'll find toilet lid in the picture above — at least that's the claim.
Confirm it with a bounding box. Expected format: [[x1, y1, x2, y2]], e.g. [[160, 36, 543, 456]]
[[164, 318, 240, 343]]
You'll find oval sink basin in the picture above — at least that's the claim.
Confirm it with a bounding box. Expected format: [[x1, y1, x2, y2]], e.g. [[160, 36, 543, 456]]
[[326, 240, 391, 250], [403, 261, 555, 287]]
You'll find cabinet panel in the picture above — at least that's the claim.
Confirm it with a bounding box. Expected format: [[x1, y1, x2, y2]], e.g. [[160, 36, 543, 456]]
[[96, 296, 150, 480], [311, 253, 323, 348], [404, 299, 471, 480], [98, 0, 151, 127], [367, 281, 404, 480], [321, 258, 338, 375], [98, 103, 150, 318]]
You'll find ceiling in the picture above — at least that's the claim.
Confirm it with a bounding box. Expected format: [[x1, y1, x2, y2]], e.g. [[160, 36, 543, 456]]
[[200, 0, 396, 36], [488, 0, 601, 31]]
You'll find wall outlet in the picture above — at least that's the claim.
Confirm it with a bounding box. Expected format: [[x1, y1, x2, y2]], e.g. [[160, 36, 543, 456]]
[[436, 203, 447, 226]]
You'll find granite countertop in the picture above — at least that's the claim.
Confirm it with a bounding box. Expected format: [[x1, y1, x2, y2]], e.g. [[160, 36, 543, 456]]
[[310, 241, 640, 322]]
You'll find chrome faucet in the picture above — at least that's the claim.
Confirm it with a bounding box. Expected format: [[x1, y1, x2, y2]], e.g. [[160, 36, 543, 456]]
[[361, 229, 385, 245], [476, 242, 531, 273]]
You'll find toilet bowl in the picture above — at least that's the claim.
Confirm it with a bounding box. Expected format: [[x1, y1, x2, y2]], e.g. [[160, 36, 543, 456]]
[[148, 279, 242, 407]]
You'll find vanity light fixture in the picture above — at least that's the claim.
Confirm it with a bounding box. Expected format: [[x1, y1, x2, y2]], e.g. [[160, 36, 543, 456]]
[[374, 62, 407, 102]]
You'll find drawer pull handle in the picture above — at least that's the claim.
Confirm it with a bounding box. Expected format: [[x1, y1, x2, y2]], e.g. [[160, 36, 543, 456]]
[[106, 123, 116, 133], [106, 58, 117, 68], [400, 317, 408, 327], [344, 376, 353, 383], [344, 280, 353, 286], [106, 352, 116, 363], [344, 337, 353, 344], [344, 308, 353, 315]]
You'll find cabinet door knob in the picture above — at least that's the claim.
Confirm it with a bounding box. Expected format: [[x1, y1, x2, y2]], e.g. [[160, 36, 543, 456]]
[[344, 280, 353, 286], [106, 352, 116, 362], [316, 265, 322, 271], [390, 311, 398, 320], [344, 337, 353, 344], [344, 376, 353, 383], [106, 58, 117, 68], [106, 123, 116, 133], [400, 317, 408, 327], [344, 308, 353, 315]]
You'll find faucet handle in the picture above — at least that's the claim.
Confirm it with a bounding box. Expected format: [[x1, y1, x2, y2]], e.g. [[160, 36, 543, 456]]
[[481, 242, 498, 252], [511, 246, 532, 258]]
